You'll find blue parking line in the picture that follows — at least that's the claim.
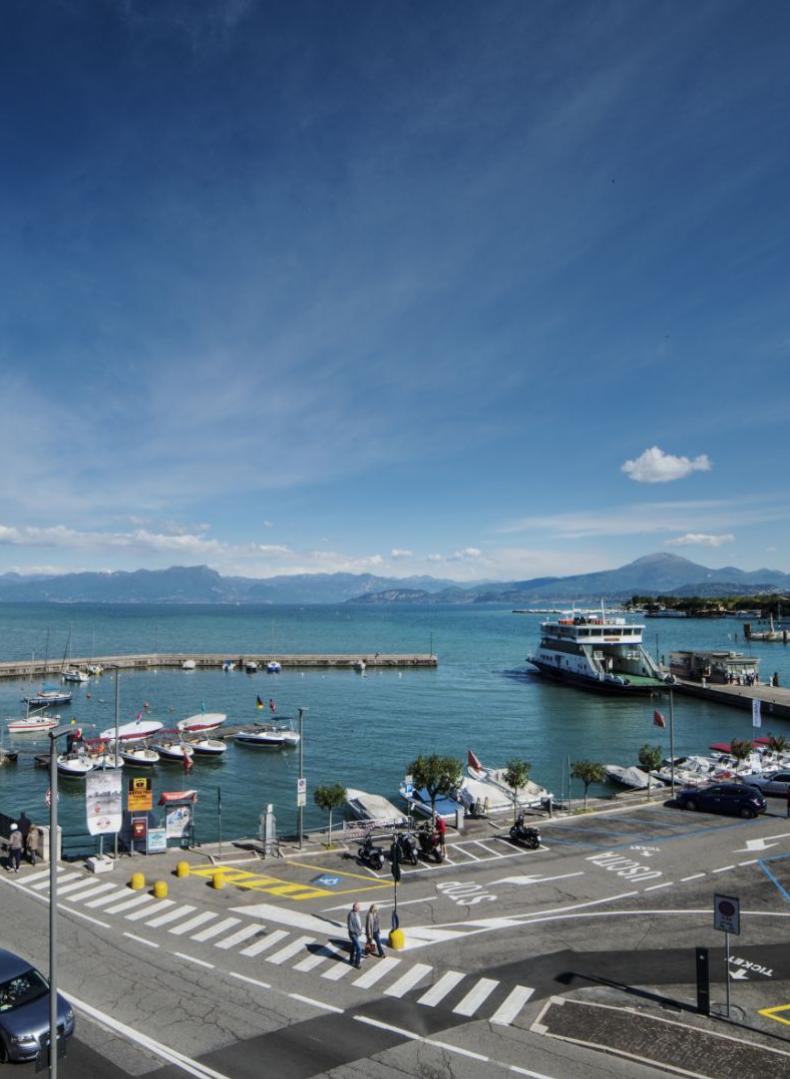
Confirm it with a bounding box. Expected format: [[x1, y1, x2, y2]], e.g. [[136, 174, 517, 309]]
[[757, 860, 790, 905]]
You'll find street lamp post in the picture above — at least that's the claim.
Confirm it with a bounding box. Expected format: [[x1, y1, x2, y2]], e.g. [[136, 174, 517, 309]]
[[48, 722, 73, 1079], [298, 707, 306, 850]]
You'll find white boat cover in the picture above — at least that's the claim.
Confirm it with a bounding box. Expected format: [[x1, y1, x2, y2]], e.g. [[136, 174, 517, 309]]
[[177, 713, 227, 732], [346, 788, 407, 826], [100, 719, 163, 741]]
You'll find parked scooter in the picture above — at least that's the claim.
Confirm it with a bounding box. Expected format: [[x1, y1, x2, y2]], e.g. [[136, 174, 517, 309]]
[[357, 833, 385, 870], [509, 813, 541, 850], [417, 823, 444, 863], [395, 830, 420, 866]]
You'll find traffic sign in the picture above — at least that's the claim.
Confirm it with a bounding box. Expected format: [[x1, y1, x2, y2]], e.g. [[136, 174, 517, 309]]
[[297, 777, 307, 808], [714, 893, 741, 935]]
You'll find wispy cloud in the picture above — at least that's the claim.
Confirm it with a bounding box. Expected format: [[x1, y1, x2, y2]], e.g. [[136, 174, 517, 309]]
[[621, 446, 711, 483], [666, 532, 735, 548], [391, 548, 413, 559]]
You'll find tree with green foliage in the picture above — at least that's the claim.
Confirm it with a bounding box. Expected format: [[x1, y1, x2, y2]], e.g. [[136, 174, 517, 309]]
[[571, 760, 607, 810], [638, 745, 662, 773], [503, 759, 532, 821], [767, 733, 788, 755], [408, 754, 463, 817], [313, 783, 347, 846], [729, 738, 753, 765]]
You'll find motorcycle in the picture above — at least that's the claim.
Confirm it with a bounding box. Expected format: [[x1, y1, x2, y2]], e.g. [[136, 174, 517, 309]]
[[395, 831, 420, 866], [357, 834, 385, 871], [509, 814, 541, 850], [417, 823, 444, 863]]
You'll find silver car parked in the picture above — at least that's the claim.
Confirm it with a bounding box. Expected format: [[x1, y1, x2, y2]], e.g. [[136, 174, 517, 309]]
[[0, 949, 75, 1062], [745, 770, 790, 797]]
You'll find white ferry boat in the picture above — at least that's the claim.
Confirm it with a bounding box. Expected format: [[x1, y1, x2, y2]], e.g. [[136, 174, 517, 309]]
[[527, 612, 673, 694]]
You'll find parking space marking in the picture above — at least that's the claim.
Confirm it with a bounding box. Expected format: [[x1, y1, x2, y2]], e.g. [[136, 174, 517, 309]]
[[680, 873, 706, 882], [713, 865, 735, 874]]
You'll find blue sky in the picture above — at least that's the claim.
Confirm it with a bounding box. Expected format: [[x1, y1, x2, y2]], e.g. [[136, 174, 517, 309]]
[[1, 0, 789, 582]]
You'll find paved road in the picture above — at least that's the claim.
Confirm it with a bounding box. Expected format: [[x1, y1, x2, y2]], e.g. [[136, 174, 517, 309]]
[[3, 799, 790, 1077]]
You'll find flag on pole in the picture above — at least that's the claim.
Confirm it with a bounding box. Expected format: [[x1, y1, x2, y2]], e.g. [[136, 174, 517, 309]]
[[256, 696, 264, 710], [653, 710, 666, 728]]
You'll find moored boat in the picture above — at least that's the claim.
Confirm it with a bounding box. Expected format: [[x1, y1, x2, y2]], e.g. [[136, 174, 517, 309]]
[[400, 783, 462, 821], [151, 738, 194, 763], [182, 659, 197, 670], [185, 736, 227, 757], [120, 746, 160, 767], [176, 712, 226, 734], [346, 788, 406, 826], [57, 753, 94, 778], [234, 719, 300, 748], [266, 661, 282, 674], [62, 668, 89, 683], [605, 765, 663, 790], [466, 750, 552, 807], [99, 718, 163, 742], [6, 714, 60, 734], [24, 686, 72, 707], [244, 661, 258, 673]]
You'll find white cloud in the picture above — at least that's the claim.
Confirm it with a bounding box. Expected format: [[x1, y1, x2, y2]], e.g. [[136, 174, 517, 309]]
[[621, 446, 711, 484], [447, 547, 482, 561], [666, 533, 735, 548], [391, 548, 413, 559], [427, 553, 443, 562]]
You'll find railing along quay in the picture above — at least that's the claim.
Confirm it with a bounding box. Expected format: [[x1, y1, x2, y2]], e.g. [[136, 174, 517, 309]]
[[672, 677, 790, 720], [0, 653, 438, 679]]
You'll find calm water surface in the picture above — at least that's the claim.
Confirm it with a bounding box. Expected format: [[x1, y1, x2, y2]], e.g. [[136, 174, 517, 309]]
[[1, 604, 788, 844]]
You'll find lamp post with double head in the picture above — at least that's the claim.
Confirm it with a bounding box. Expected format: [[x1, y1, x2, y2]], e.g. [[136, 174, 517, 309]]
[[47, 722, 73, 1078]]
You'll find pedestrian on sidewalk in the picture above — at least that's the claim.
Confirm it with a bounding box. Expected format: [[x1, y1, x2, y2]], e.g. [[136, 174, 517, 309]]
[[366, 903, 385, 957], [8, 824, 23, 873], [347, 901, 363, 968], [435, 812, 447, 858], [26, 824, 40, 865]]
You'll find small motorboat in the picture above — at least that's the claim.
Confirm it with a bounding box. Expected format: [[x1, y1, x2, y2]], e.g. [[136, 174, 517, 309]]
[[100, 718, 163, 742], [0, 748, 18, 765], [222, 660, 237, 671], [24, 686, 72, 707], [605, 765, 663, 791], [353, 659, 366, 673], [182, 659, 197, 671], [346, 788, 406, 826], [466, 750, 552, 808], [6, 714, 60, 734], [57, 753, 94, 778], [86, 664, 103, 676], [152, 739, 194, 763], [234, 720, 300, 748], [176, 712, 227, 734], [400, 783, 462, 821], [62, 668, 89, 684], [244, 661, 258, 673], [186, 737, 227, 757], [90, 749, 124, 769], [456, 776, 514, 815], [120, 746, 160, 767], [266, 661, 282, 674]]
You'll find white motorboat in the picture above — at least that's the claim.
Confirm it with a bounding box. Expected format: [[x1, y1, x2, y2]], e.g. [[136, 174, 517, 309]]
[[346, 788, 407, 826], [100, 718, 163, 742], [62, 668, 89, 684], [24, 686, 73, 706], [466, 751, 552, 807], [152, 739, 194, 763], [185, 737, 227, 757], [6, 714, 60, 734], [86, 664, 103, 676], [182, 659, 197, 670], [234, 720, 300, 748], [400, 783, 462, 821], [266, 661, 282, 674], [353, 659, 366, 673], [90, 750, 124, 769], [244, 661, 258, 673], [176, 712, 227, 734], [222, 660, 237, 671], [120, 746, 160, 767], [605, 765, 663, 791], [57, 753, 94, 778], [456, 775, 514, 815]]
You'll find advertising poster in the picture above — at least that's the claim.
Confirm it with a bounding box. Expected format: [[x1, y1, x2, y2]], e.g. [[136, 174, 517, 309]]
[[166, 805, 192, 839], [147, 827, 167, 854], [85, 769, 123, 836]]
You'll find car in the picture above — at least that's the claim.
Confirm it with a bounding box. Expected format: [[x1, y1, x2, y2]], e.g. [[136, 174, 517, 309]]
[[0, 949, 75, 1063], [742, 770, 790, 797], [674, 782, 766, 819]]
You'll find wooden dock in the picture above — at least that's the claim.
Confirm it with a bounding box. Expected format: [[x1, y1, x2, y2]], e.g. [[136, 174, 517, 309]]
[[0, 653, 437, 680], [673, 678, 790, 721]]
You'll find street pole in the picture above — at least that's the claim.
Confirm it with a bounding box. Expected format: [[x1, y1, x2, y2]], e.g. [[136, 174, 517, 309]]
[[114, 669, 120, 858], [48, 723, 71, 1079], [217, 786, 223, 857], [725, 930, 731, 1017], [298, 707, 305, 851], [669, 690, 676, 797]]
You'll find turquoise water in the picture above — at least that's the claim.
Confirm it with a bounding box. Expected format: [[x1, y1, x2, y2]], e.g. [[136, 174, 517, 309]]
[[1, 604, 789, 845]]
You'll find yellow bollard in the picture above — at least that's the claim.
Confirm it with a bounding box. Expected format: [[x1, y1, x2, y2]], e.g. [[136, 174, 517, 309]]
[[153, 880, 168, 899], [130, 872, 146, 891], [389, 928, 405, 950], [176, 861, 190, 878], [211, 870, 225, 890]]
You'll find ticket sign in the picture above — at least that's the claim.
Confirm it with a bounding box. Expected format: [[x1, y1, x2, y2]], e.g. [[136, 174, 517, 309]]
[[714, 894, 740, 935], [128, 776, 153, 812], [297, 777, 307, 808]]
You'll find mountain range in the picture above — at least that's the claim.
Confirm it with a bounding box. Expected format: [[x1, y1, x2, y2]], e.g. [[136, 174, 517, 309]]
[[0, 553, 787, 605]]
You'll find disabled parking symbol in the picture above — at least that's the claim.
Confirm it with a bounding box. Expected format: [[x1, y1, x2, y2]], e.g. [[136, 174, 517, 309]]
[[312, 874, 342, 888]]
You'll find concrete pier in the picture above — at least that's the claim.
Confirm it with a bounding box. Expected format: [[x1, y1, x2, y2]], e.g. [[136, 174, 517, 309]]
[[0, 652, 437, 680], [673, 677, 790, 721]]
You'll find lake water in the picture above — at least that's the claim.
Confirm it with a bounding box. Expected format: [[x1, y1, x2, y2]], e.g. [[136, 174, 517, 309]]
[[1, 603, 788, 845]]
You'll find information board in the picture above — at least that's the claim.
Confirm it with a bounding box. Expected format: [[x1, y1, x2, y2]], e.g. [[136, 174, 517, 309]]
[[128, 776, 153, 812]]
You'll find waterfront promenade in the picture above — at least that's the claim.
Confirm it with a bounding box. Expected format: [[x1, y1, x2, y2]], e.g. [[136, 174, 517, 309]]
[[0, 652, 438, 679], [673, 676, 790, 721]]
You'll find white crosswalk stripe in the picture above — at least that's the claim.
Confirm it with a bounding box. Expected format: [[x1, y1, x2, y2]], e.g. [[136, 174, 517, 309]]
[[452, 977, 498, 1016], [169, 911, 217, 936], [57, 878, 104, 897], [352, 957, 401, 989], [292, 943, 344, 972], [85, 887, 133, 908], [266, 935, 314, 965], [214, 924, 262, 950], [191, 917, 241, 943], [126, 899, 174, 922], [322, 958, 355, 981], [240, 929, 288, 957], [31, 872, 81, 891], [62, 881, 118, 904], [418, 971, 465, 1007], [104, 893, 155, 915], [20, 868, 59, 885], [384, 963, 432, 997], [490, 985, 534, 1025], [144, 904, 196, 928]]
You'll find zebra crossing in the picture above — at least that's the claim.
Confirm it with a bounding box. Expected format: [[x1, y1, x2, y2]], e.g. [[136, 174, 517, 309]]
[[17, 865, 537, 1027]]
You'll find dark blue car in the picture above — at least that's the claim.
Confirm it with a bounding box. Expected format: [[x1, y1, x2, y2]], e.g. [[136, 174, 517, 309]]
[[0, 949, 75, 1062], [674, 782, 766, 819]]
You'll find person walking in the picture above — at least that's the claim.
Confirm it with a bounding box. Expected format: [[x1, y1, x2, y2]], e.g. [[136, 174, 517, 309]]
[[435, 812, 447, 858], [25, 824, 40, 865], [347, 901, 364, 968], [8, 824, 23, 873], [366, 903, 385, 958]]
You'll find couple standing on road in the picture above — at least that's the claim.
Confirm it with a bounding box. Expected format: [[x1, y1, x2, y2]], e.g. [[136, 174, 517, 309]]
[[347, 902, 385, 967]]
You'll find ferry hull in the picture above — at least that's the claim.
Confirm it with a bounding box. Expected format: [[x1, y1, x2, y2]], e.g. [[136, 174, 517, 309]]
[[527, 659, 665, 696]]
